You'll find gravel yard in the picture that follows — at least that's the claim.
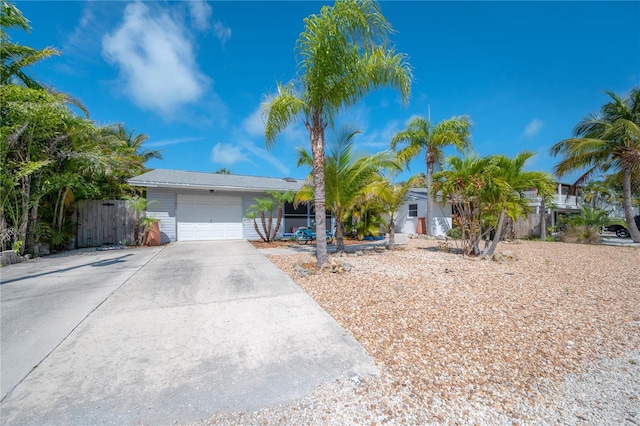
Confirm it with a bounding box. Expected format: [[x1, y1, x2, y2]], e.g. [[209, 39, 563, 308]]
[[209, 239, 639, 425]]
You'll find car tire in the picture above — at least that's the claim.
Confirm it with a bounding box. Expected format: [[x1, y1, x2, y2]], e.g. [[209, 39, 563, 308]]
[[616, 228, 630, 238]]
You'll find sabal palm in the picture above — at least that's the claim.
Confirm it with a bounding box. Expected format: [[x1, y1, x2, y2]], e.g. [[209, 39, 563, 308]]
[[551, 88, 640, 242], [391, 115, 471, 236], [296, 127, 400, 252], [263, 0, 412, 266]]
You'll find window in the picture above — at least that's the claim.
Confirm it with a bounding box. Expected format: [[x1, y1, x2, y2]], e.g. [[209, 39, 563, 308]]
[[408, 203, 418, 217]]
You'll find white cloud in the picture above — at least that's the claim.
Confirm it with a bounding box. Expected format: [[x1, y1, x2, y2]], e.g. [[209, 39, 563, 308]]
[[242, 106, 265, 137], [146, 137, 201, 148], [210, 137, 291, 176], [210, 143, 249, 165], [357, 119, 402, 150], [102, 2, 211, 119], [62, 2, 115, 64], [187, 1, 212, 31], [213, 21, 232, 46], [522, 119, 544, 138], [241, 140, 290, 176]]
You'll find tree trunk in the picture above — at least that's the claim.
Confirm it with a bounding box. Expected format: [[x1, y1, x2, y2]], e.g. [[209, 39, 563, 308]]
[[335, 208, 345, 253], [56, 187, 69, 231], [484, 208, 506, 256], [17, 175, 31, 255], [266, 210, 274, 241], [273, 205, 283, 238], [310, 117, 328, 267], [260, 211, 269, 242], [253, 219, 266, 242], [622, 168, 640, 243], [388, 216, 396, 250], [539, 198, 547, 240], [425, 153, 434, 236]]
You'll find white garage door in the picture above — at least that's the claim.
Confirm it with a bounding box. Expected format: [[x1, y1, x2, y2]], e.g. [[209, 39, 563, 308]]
[[177, 194, 243, 241]]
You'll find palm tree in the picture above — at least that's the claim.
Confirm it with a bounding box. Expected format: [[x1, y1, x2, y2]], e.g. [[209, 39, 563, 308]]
[[295, 126, 400, 252], [245, 191, 294, 242], [263, 0, 412, 266], [214, 168, 232, 174], [391, 115, 471, 236], [433, 155, 496, 256], [1, 0, 60, 89], [482, 152, 554, 256], [363, 175, 422, 249], [551, 88, 640, 242]]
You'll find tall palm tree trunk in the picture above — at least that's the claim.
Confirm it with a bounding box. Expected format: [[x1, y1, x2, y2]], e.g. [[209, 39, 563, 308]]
[[539, 198, 547, 240], [311, 121, 328, 267], [335, 209, 345, 253], [388, 216, 396, 250], [622, 169, 640, 242], [426, 152, 435, 236]]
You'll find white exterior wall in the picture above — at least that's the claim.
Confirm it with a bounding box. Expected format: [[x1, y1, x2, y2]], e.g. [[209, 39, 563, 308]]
[[241, 193, 283, 241], [146, 189, 288, 242], [394, 197, 451, 237], [146, 188, 177, 243], [431, 202, 453, 236], [394, 198, 427, 234]]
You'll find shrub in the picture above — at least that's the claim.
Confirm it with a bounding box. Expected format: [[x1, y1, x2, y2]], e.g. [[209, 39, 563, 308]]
[[560, 225, 601, 244], [446, 227, 462, 239]]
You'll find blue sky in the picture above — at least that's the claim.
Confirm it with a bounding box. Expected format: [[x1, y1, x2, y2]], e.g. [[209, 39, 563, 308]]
[[13, 1, 640, 183]]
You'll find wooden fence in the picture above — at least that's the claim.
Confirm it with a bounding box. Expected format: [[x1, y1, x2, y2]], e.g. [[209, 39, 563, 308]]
[[75, 200, 137, 248], [512, 213, 551, 238]]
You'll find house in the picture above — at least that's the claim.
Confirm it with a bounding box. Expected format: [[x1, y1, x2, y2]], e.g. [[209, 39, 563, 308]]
[[128, 169, 313, 243], [394, 188, 452, 237], [516, 182, 638, 237]]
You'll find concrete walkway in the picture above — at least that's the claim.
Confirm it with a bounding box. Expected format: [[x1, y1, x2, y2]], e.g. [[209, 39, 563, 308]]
[[1, 241, 377, 425]]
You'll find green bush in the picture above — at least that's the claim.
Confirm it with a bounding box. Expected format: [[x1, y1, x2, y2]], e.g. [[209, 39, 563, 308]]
[[446, 227, 462, 239], [560, 225, 601, 245]]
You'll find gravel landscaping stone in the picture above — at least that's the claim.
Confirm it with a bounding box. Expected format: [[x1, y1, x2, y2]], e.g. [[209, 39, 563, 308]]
[[202, 239, 639, 425]]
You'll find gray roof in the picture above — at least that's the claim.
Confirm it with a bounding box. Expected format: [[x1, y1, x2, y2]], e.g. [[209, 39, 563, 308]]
[[128, 169, 306, 192]]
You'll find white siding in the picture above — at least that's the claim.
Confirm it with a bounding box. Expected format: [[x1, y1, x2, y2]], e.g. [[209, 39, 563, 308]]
[[146, 188, 176, 243], [431, 202, 453, 236], [242, 194, 282, 241], [394, 197, 451, 236], [395, 198, 427, 234]]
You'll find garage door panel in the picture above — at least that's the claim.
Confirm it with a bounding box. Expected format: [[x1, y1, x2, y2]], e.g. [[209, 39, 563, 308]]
[[177, 194, 243, 241]]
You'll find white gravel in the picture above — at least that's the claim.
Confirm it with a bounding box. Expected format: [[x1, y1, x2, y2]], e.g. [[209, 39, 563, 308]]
[[201, 239, 640, 425]]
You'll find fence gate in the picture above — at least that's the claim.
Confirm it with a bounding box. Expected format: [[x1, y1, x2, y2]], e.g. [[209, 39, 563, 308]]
[[76, 200, 136, 248]]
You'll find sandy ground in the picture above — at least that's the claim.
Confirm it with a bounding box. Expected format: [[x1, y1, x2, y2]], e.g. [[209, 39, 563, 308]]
[[208, 238, 639, 425]]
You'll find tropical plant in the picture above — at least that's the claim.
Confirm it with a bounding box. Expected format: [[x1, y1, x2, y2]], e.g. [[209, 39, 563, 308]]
[[245, 191, 295, 242], [295, 126, 400, 252], [141, 217, 160, 246], [433, 153, 554, 257], [432, 155, 494, 256], [560, 225, 601, 245], [582, 179, 617, 210], [391, 115, 472, 236], [125, 196, 156, 246], [1, 0, 59, 89], [481, 152, 554, 256], [550, 88, 640, 242], [363, 174, 422, 249], [0, 2, 157, 254], [263, 0, 412, 266], [214, 168, 233, 174]]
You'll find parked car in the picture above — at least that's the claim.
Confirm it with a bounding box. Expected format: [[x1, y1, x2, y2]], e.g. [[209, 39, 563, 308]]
[[605, 215, 640, 238]]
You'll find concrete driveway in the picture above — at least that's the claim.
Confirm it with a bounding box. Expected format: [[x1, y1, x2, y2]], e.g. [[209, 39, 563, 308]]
[[1, 241, 377, 425]]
